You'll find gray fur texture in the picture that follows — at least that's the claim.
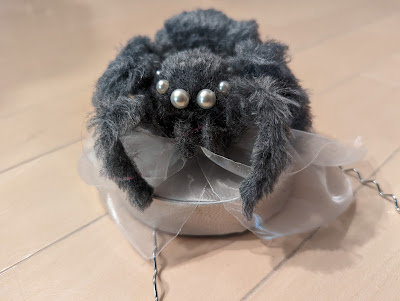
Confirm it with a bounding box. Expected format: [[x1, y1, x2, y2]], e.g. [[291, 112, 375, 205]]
[[89, 9, 312, 219]]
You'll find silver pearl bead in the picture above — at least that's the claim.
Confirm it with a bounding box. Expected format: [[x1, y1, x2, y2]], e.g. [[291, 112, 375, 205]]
[[156, 80, 169, 94], [218, 81, 230, 95], [156, 70, 161, 76], [170, 89, 190, 109], [197, 89, 216, 109]]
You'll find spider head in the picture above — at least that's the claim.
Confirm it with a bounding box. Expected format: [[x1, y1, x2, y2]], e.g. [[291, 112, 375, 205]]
[[150, 48, 244, 158]]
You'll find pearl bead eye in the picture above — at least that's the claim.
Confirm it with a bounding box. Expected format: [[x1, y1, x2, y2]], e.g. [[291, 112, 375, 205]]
[[156, 80, 169, 94], [218, 81, 230, 95], [156, 70, 161, 76], [197, 89, 216, 109], [170, 89, 190, 109]]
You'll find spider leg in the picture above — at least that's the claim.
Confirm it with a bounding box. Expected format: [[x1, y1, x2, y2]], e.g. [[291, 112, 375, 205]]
[[233, 40, 312, 131], [89, 94, 154, 209], [238, 78, 296, 219], [89, 37, 160, 210], [228, 40, 311, 218]]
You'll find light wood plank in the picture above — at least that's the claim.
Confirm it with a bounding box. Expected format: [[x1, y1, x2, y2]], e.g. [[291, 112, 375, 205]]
[[159, 232, 311, 300], [210, 0, 367, 29], [0, 217, 154, 301], [0, 143, 105, 272], [0, 210, 305, 300], [247, 151, 400, 301], [271, 0, 400, 52], [312, 72, 400, 166], [0, 88, 91, 172], [0, 214, 312, 300], [361, 52, 400, 87], [290, 12, 400, 94]]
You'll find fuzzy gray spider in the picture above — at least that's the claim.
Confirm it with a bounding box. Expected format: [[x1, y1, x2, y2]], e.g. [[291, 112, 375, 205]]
[[89, 9, 312, 219]]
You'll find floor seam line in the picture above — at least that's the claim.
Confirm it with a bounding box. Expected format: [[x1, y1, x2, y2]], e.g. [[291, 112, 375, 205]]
[[240, 230, 318, 301], [240, 144, 400, 300], [0, 213, 107, 275], [0, 137, 82, 175]]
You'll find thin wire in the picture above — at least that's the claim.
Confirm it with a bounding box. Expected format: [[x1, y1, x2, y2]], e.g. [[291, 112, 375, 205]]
[[339, 166, 399, 213], [152, 230, 159, 301]]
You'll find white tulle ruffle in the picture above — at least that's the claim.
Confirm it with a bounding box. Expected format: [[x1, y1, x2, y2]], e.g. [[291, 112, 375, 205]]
[[78, 127, 366, 259]]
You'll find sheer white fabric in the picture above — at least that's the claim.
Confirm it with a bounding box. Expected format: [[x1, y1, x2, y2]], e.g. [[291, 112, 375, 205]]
[[78, 128, 366, 259]]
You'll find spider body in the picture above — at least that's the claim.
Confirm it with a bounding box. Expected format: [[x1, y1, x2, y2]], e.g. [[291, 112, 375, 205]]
[[89, 9, 312, 218]]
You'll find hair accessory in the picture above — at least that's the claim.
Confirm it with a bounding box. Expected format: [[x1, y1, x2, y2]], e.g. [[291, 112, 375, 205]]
[[78, 9, 398, 300]]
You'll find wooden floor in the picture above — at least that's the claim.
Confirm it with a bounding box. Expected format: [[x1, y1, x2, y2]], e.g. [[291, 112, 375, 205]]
[[1, 0, 400, 300]]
